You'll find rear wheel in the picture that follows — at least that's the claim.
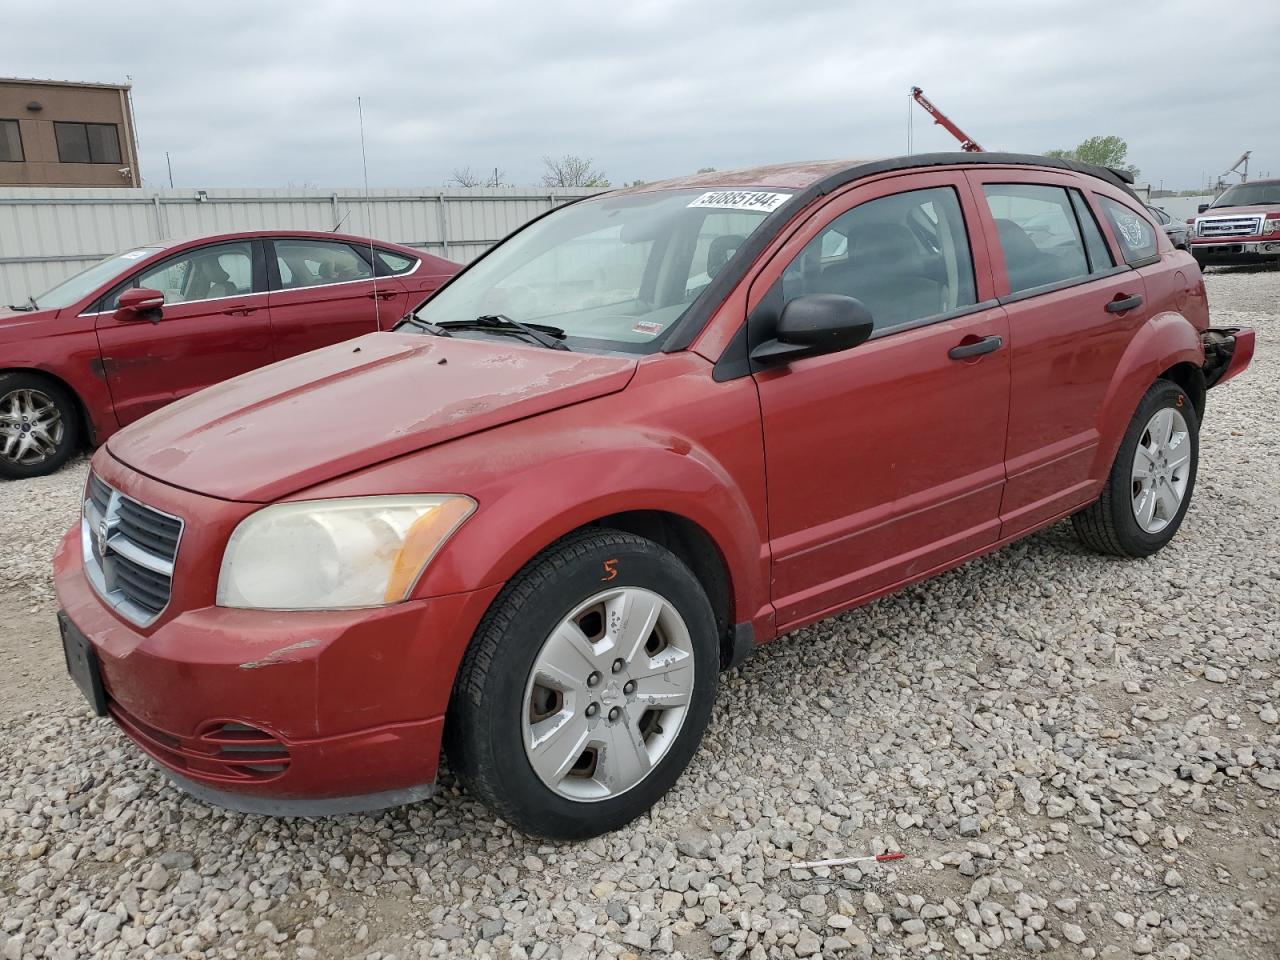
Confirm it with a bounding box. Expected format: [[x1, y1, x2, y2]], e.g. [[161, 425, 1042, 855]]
[[1072, 379, 1198, 557], [0, 372, 80, 480], [446, 528, 718, 839]]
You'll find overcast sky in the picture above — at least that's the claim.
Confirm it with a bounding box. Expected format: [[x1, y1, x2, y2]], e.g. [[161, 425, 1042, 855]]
[[8, 0, 1278, 191]]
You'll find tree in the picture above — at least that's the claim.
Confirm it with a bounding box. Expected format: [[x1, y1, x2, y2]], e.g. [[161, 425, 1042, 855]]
[[696, 166, 717, 174], [449, 166, 506, 188], [1044, 136, 1139, 180], [541, 155, 610, 188]]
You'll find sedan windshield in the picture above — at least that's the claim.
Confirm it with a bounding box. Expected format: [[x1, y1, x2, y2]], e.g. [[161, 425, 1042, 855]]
[[412, 188, 791, 351], [1210, 182, 1280, 208], [32, 248, 160, 310]]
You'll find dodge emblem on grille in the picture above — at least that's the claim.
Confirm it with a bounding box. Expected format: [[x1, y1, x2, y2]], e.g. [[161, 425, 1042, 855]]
[[97, 518, 109, 555]]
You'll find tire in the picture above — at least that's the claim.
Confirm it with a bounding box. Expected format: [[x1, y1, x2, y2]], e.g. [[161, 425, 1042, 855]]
[[1072, 379, 1199, 558], [0, 372, 81, 480], [446, 528, 719, 839]]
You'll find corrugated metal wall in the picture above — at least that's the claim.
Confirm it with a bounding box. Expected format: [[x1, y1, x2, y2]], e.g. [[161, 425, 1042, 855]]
[[0, 186, 600, 307]]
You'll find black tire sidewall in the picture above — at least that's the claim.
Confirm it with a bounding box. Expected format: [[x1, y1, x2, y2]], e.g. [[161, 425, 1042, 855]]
[[1108, 381, 1199, 555], [457, 535, 718, 839], [0, 373, 80, 480]]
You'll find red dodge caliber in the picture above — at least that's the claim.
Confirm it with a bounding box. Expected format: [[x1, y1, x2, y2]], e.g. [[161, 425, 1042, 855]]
[[54, 154, 1254, 838]]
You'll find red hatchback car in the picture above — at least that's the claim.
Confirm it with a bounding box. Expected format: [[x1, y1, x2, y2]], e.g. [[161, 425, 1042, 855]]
[[1, 231, 457, 478], [54, 153, 1253, 838]]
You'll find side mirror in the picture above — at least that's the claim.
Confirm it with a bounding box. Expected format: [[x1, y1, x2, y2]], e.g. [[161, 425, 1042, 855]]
[[1197, 203, 1210, 214], [751, 294, 875, 365], [115, 287, 165, 323]]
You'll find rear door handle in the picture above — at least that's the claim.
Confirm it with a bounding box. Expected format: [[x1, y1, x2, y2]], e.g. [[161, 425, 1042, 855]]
[[1106, 294, 1144, 313], [948, 335, 1003, 360]]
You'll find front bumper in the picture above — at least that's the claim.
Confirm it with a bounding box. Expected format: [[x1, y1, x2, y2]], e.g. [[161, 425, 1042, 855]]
[[53, 523, 501, 814], [1191, 239, 1280, 263]]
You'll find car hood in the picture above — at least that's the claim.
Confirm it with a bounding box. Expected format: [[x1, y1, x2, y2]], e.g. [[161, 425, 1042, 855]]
[[107, 333, 639, 502]]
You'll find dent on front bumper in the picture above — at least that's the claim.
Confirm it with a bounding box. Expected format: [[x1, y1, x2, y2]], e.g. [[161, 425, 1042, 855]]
[[53, 524, 501, 813]]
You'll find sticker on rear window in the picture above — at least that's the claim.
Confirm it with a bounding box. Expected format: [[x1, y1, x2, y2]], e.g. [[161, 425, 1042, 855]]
[[687, 190, 792, 213], [120, 250, 148, 260]]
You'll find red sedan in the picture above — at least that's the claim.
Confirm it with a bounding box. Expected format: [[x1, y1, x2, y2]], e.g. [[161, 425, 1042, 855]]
[[0, 231, 457, 478]]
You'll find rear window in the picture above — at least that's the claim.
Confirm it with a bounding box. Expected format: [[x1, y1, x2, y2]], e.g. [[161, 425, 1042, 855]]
[[376, 249, 417, 276], [1098, 197, 1159, 264], [983, 184, 1090, 294]]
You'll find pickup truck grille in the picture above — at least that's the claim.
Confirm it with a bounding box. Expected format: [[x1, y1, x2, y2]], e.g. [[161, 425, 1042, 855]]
[[1197, 215, 1262, 238], [82, 472, 184, 626]]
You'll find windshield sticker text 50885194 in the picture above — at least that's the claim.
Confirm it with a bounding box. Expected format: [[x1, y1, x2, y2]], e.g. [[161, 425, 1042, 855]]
[[687, 191, 792, 213]]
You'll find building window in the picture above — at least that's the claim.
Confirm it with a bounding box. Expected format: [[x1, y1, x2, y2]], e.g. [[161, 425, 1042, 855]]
[[54, 122, 122, 165], [0, 120, 22, 162]]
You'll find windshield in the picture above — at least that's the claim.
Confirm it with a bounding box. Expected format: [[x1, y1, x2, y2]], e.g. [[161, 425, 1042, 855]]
[[413, 188, 790, 351], [1211, 182, 1280, 208], [31, 248, 160, 310]]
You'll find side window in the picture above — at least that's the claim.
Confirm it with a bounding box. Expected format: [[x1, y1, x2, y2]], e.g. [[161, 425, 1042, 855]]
[[106, 242, 254, 309], [275, 239, 374, 289], [375, 249, 418, 276], [1070, 191, 1115, 272], [778, 186, 977, 332], [1099, 196, 1159, 264], [983, 184, 1090, 294]]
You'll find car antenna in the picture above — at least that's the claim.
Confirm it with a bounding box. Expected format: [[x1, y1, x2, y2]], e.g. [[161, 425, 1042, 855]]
[[331, 207, 353, 232], [357, 96, 381, 331]]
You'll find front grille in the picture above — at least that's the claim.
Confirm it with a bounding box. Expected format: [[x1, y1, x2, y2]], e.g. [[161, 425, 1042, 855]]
[[82, 472, 183, 626], [1197, 215, 1262, 238]]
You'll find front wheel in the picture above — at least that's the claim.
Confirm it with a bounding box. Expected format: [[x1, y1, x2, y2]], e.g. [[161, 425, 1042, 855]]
[[1072, 379, 1199, 557], [0, 372, 81, 480], [446, 528, 719, 839]]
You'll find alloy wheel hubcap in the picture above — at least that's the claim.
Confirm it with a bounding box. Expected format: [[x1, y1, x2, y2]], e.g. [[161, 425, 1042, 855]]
[[0, 389, 64, 466], [522, 586, 695, 802], [1131, 406, 1191, 534]]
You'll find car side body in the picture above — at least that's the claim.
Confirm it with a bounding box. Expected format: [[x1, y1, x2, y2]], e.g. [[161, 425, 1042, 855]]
[[0, 230, 457, 477], [52, 153, 1254, 832], [1189, 177, 1280, 266]]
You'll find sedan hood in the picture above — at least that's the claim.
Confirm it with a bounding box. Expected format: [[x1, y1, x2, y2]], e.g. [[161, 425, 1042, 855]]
[[107, 333, 638, 502]]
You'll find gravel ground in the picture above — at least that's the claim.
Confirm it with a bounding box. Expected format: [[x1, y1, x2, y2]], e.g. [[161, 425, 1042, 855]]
[[1, 267, 1277, 960]]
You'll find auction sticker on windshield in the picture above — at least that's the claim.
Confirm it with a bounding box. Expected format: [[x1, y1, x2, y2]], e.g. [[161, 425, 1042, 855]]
[[688, 190, 792, 212]]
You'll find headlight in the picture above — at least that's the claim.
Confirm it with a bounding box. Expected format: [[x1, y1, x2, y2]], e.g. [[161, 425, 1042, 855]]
[[217, 496, 475, 610], [1265, 218, 1280, 235]]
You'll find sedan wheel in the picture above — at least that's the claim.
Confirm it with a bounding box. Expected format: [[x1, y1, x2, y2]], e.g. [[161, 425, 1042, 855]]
[[0, 375, 80, 480], [522, 586, 695, 802]]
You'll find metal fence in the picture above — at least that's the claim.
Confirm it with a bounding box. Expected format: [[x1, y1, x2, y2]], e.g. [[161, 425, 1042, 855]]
[[0, 185, 601, 307]]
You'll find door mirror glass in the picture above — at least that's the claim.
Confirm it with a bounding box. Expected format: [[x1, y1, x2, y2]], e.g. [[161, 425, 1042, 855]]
[[114, 287, 165, 322], [751, 293, 874, 365], [1197, 203, 1210, 214]]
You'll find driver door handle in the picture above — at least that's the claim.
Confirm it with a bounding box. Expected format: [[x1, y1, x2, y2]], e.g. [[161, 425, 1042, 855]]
[[948, 335, 1003, 360], [222, 304, 259, 317]]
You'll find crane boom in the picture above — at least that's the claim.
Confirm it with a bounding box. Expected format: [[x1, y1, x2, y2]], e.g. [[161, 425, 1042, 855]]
[[910, 86, 984, 152]]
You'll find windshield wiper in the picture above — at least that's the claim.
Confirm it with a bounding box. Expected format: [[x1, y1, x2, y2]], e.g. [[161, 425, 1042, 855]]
[[394, 314, 453, 336], [437, 314, 570, 351], [7, 297, 37, 312]]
